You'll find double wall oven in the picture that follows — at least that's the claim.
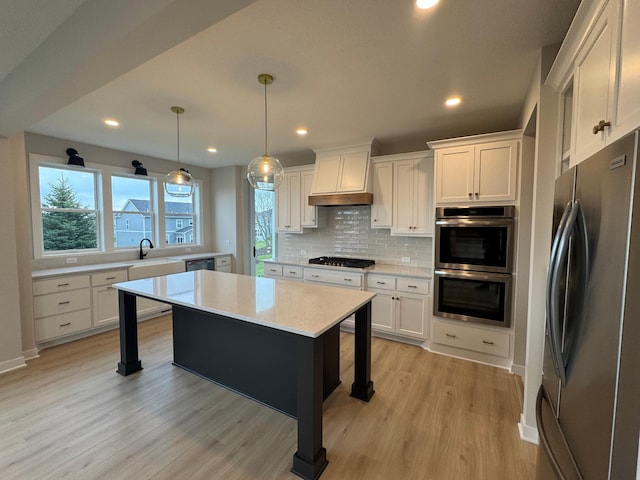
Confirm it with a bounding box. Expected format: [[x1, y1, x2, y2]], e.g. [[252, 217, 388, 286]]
[[434, 206, 515, 327]]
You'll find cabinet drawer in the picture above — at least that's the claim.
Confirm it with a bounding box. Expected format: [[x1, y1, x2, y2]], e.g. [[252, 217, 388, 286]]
[[35, 310, 92, 342], [283, 266, 303, 279], [264, 264, 283, 277], [33, 288, 91, 318], [216, 255, 231, 267], [367, 274, 396, 291], [431, 320, 510, 358], [304, 268, 363, 288], [91, 269, 128, 287], [33, 274, 90, 296], [397, 277, 430, 295]]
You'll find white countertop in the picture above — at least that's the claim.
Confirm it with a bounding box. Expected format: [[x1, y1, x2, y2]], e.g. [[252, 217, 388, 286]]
[[114, 270, 376, 338], [264, 257, 432, 278]]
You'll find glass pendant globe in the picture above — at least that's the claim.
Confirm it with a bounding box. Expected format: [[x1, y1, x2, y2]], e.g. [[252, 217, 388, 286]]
[[165, 168, 195, 197], [247, 155, 284, 191]]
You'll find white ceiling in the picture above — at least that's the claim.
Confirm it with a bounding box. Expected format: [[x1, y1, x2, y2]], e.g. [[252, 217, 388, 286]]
[[1, 0, 580, 168]]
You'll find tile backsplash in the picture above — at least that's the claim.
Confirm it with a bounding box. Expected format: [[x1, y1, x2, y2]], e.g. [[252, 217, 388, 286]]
[[277, 206, 432, 267]]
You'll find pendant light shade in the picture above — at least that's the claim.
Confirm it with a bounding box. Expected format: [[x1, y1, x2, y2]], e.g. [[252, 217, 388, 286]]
[[165, 106, 195, 197], [247, 74, 284, 191]]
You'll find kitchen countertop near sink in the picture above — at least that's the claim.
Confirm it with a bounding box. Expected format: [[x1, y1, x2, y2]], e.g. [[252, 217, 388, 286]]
[[32, 252, 230, 279], [264, 257, 432, 278]]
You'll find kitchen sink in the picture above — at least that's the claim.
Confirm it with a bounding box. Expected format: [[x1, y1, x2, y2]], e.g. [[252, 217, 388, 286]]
[[127, 258, 185, 280]]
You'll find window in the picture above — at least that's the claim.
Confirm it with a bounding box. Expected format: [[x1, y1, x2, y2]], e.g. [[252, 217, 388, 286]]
[[30, 153, 203, 257], [37, 165, 99, 253], [164, 186, 198, 245], [112, 175, 154, 248]]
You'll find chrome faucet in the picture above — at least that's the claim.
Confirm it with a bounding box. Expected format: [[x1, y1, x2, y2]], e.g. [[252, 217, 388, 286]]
[[139, 238, 154, 260]]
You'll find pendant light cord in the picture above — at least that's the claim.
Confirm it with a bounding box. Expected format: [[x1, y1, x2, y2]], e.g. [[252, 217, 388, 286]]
[[263, 80, 268, 157], [176, 110, 181, 168]]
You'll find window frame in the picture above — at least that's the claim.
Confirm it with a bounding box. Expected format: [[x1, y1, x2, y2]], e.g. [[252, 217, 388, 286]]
[[29, 153, 204, 259]]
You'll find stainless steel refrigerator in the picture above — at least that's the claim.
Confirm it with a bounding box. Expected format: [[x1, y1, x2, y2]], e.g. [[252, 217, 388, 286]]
[[536, 130, 640, 479]]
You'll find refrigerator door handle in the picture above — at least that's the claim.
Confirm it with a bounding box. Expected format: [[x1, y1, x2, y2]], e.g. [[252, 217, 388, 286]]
[[546, 202, 572, 383]]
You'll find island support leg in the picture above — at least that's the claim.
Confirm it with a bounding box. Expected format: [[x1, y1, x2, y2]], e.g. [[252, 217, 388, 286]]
[[116, 290, 142, 376], [292, 335, 327, 480], [350, 301, 375, 401]]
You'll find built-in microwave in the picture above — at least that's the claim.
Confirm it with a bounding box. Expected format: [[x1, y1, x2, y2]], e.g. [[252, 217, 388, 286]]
[[435, 206, 516, 273], [433, 269, 513, 328]]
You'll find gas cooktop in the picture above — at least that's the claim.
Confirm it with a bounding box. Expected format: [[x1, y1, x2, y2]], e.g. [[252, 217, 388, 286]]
[[308, 256, 375, 269]]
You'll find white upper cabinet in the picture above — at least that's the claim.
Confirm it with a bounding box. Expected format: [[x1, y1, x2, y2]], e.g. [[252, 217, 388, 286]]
[[275, 170, 302, 233], [275, 165, 319, 233], [571, 0, 619, 163], [391, 151, 433, 236], [547, 0, 640, 165], [429, 131, 520, 205], [310, 144, 373, 194], [370, 160, 393, 228]]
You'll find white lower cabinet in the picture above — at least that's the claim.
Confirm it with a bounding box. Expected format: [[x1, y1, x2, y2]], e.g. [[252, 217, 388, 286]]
[[431, 319, 510, 358], [33, 273, 92, 342], [367, 273, 430, 340], [263, 262, 304, 282], [91, 269, 128, 327], [215, 254, 232, 273]]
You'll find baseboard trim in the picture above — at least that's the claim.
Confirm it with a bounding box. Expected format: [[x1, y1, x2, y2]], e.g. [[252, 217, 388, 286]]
[[0, 356, 27, 375], [510, 363, 526, 377], [23, 348, 40, 361], [518, 413, 539, 444]]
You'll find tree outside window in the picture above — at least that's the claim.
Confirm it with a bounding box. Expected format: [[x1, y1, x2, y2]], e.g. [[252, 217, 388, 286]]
[[39, 167, 98, 252]]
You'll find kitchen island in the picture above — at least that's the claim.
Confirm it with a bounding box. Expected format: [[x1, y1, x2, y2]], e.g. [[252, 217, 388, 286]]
[[113, 270, 375, 480]]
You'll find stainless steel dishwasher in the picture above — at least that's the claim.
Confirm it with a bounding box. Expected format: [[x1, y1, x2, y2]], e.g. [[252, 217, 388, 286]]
[[185, 258, 215, 271]]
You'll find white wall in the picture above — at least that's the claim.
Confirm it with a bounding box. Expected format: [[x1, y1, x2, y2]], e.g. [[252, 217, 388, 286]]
[[0, 136, 26, 371], [518, 44, 562, 443]]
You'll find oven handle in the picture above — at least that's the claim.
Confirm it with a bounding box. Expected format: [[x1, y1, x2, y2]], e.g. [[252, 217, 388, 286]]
[[434, 269, 512, 282], [435, 219, 514, 227]]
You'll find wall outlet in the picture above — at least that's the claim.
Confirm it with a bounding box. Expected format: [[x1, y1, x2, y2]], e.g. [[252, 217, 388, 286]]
[[401, 256, 411, 263], [66, 257, 78, 264], [225, 239, 231, 247], [300, 249, 307, 256], [185, 247, 192, 252]]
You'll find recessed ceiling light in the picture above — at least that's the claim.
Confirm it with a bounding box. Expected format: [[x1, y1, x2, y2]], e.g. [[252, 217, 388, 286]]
[[445, 97, 462, 107], [416, 0, 439, 9], [296, 128, 308, 136], [207, 147, 217, 153], [104, 118, 119, 127]]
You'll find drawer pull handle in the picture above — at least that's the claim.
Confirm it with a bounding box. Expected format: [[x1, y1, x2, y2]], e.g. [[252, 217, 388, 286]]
[[408, 285, 417, 288], [57, 283, 70, 287], [288, 271, 297, 274], [343, 278, 352, 282], [269, 269, 277, 272], [482, 340, 495, 345], [59, 322, 71, 327], [376, 281, 386, 285], [312, 274, 319, 278], [445, 333, 456, 338], [58, 301, 71, 305], [106, 276, 116, 280]]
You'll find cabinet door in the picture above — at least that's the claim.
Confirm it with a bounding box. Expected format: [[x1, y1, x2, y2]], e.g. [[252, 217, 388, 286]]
[[412, 155, 433, 235], [474, 140, 518, 202], [615, 0, 640, 137], [93, 285, 119, 327], [338, 151, 369, 192], [396, 293, 429, 339], [300, 169, 317, 227], [435, 147, 474, 204], [275, 172, 302, 232], [371, 291, 395, 331], [392, 159, 416, 235], [371, 161, 393, 228], [572, 1, 617, 164]]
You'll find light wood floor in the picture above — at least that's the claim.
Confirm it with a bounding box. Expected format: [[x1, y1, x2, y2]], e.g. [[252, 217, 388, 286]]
[[0, 315, 537, 479]]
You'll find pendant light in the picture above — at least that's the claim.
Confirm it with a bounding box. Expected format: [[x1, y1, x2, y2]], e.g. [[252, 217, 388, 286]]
[[247, 73, 284, 191], [165, 106, 195, 197]]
